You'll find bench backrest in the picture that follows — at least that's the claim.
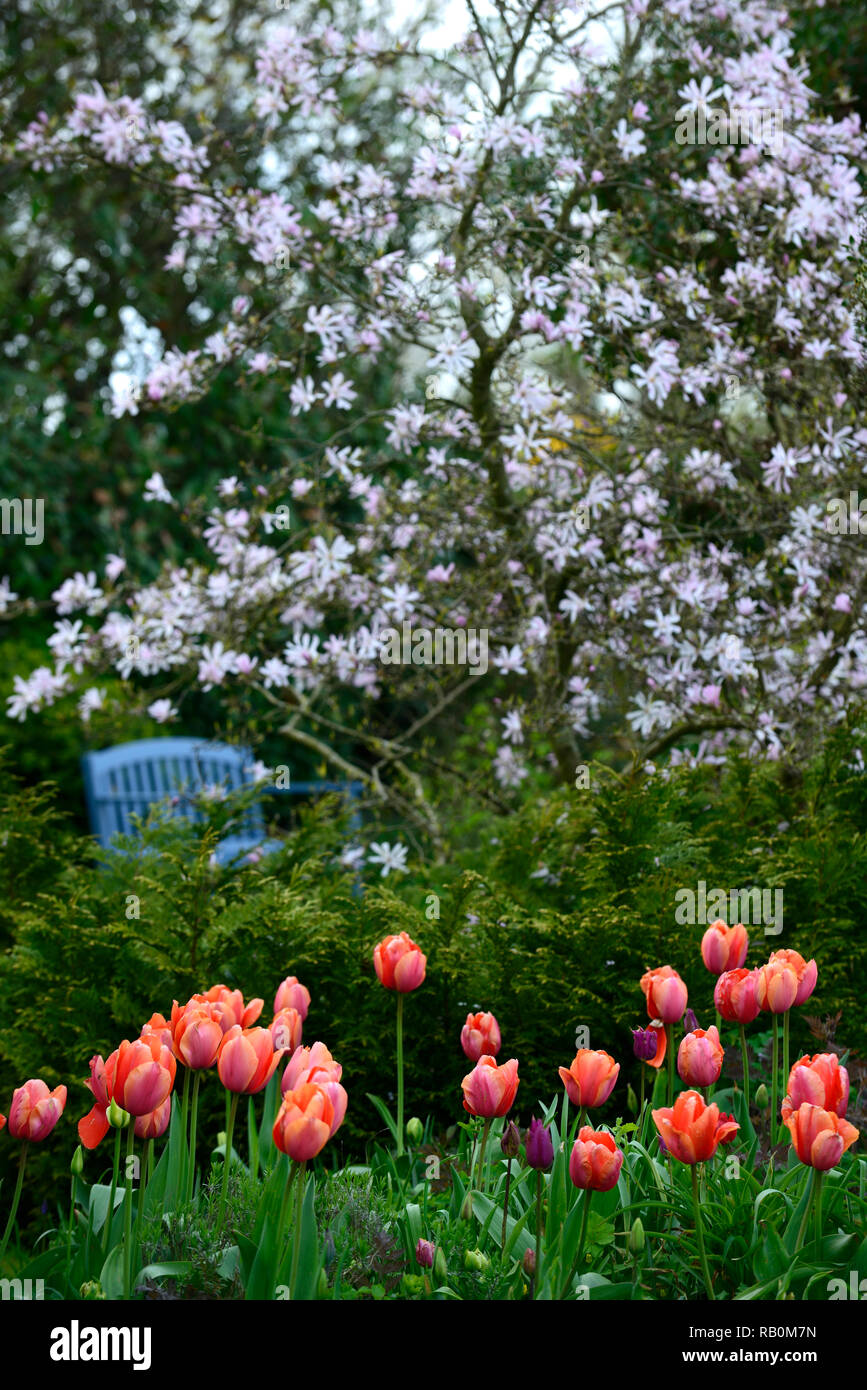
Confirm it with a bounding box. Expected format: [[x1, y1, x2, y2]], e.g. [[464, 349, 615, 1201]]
[[81, 738, 264, 846]]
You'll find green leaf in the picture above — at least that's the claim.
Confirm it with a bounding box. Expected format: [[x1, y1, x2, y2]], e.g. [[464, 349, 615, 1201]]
[[365, 1092, 399, 1145]]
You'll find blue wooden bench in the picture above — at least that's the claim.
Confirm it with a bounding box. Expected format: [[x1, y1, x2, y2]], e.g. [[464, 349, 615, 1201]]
[[81, 738, 362, 866]]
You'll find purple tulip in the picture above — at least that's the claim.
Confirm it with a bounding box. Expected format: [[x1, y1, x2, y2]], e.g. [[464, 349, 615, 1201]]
[[415, 1238, 435, 1268], [524, 1118, 554, 1171], [632, 1027, 659, 1062]]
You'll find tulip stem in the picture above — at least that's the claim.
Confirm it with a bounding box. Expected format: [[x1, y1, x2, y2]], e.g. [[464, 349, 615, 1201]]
[[123, 1126, 136, 1299], [793, 1168, 816, 1254], [502, 1157, 512, 1247], [289, 1161, 307, 1299], [813, 1170, 824, 1248], [770, 1015, 779, 1148], [534, 1170, 543, 1300], [666, 1024, 674, 1107], [179, 1065, 191, 1204], [560, 1190, 591, 1299], [186, 1072, 202, 1205], [780, 1011, 790, 1145], [691, 1165, 714, 1300], [217, 1092, 240, 1237], [739, 1025, 750, 1115], [104, 1127, 122, 1256], [639, 1066, 645, 1121], [0, 1143, 28, 1266], [136, 1139, 152, 1250], [477, 1118, 492, 1196], [395, 994, 405, 1157]]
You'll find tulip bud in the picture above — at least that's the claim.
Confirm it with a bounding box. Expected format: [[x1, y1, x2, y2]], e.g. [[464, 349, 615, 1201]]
[[627, 1083, 638, 1114], [755, 1083, 769, 1109], [79, 1280, 106, 1300], [464, 1247, 490, 1273], [460, 1189, 474, 1221], [522, 1246, 536, 1278], [434, 1246, 448, 1282], [683, 1008, 699, 1034], [628, 1217, 645, 1256], [415, 1238, 435, 1268], [70, 1145, 85, 1176], [501, 1120, 521, 1159], [217, 1130, 227, 1147], [108, 1097, 131, 1129], [406, 1116, 424, 1145]]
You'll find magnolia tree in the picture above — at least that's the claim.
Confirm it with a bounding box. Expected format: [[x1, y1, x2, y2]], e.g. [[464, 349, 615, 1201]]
[[3, 0, 866, 840]]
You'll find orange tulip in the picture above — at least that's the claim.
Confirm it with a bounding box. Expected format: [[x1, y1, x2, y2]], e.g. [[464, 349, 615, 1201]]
[[134, 1098, 172, 1140], [558, 1049, 619, 1108], [7, 1080, 67, 1142], [274, 976, 311, 1020], [78, 1052, 116, 1150], [0, 1114, 5, 1133], [640, 965, 688, 1024], [652, 1090, 739, 1164], [201, 984, 264, 1031], [784, 1102, 859, 1170], [677, 1026, 724, 1088], [217, 1024, 283, 1095], [281, 1041, 342, 1095], [781, 1054, 849, 1124], [767, 949, 817, 1007], [700, 919, 748, 973], [373, 931, 427, 992], [270, 1007, 304, 1054], [714, 967, 760, 1024], [461, 1057, 519, 1118], [756, 956, 799, 1013], [273, 1080, 343, 1161], [141, 1013, 174, 1049], [461, 1012, 501, 1062], [113, 1036, 176, 1117], [569, 1127, 624, 1192], [173, 1003, 224, 1070]]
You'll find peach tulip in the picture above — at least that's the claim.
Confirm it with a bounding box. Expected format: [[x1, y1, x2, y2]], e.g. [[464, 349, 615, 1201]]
[[0, 1114, 5, 1133], [640, 965, 688, 1024], [784, 1102, 859, 1170], [273, 1081, 342, 1161], [373, 931, 427, 992], [270, 1007, 304, 1055], [569, 1127, 624, 1192], [700, 919, 748, 974], [677, 1027, 724, 1088], [461, 1011, 501, 1062], [558, 1049, 619, 1108], [714, 967, 760, 1024], [7, 1080, 68, 1141], [768, 949, 817, 1007], [217, 1025, 283, 1095], [756, 956, 799, 1014], [134, 1098, 172, 1140], [274, 976, 311, 1020], [173, 1003, 224, 1070], [281, 1041, 342, 1095], [201, 984, 264, 1031], [461, 1057, 519, 1118], [112, 1036, 176, 1117], [141, 1013, 174, 1049], [781, 1054, 849, 1124], [652, 1090, 740, 1164]]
